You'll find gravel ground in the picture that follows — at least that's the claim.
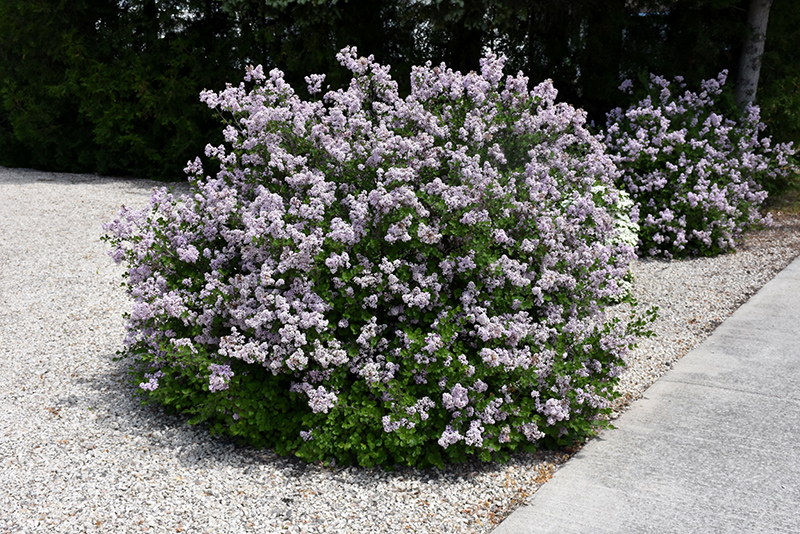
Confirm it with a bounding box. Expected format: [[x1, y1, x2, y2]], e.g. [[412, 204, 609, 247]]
[[1, 166, 799, 534]]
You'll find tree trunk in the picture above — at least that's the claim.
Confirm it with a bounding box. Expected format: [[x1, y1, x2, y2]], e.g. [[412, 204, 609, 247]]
[[735, 0, 774, 109]]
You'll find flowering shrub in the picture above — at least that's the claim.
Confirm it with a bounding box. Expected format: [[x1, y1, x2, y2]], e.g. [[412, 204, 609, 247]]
[[104, 48, 654, 468], [603, 71, 796, 258]]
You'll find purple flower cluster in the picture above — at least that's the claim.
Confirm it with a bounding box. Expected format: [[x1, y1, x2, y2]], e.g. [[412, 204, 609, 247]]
[[604, 71, 796, 258], [104, 47, 653, 466], [208, 363, 234, 392]]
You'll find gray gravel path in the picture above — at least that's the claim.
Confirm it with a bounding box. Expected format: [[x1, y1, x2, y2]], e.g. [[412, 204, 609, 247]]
[[1, 166, 799, 533]]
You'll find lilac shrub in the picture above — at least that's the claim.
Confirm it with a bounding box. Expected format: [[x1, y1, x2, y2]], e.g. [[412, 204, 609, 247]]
[[603, 71, 796, 258], [104, 48, 654, 468]]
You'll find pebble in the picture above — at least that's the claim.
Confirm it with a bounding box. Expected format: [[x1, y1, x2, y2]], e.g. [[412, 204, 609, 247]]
[[1, 166, 798, 533]]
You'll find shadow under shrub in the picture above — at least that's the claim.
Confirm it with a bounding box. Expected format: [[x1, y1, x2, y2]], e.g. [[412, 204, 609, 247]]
[[104, 48, 655, 468]]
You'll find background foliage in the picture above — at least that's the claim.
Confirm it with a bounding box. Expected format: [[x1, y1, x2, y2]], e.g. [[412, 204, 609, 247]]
[[1, 0, 797, 181]]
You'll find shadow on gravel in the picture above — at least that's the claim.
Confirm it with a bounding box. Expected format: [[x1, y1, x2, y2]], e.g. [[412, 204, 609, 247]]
[[75, 349, 557, 487], [76, 352, 345, 477]]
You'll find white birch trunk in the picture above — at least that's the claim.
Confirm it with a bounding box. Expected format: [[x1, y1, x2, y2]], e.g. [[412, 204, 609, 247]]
[[735, 0, 774, 109]]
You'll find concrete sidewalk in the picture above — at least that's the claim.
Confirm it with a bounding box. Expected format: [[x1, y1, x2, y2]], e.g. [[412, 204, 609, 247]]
[[494, 256, 800, 534]]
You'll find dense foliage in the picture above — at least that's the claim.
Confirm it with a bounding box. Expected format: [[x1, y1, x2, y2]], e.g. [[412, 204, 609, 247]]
[[0, 0, 238, 178], [603, 71, 795, 258], [104, 50, 654, 468], [2, 0, 798, 180], [758, 0, 800, 164]]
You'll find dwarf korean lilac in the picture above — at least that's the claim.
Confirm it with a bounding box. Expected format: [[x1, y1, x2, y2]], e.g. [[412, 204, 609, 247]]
[[603, 71, 796, 258], [104, 47, 655, 468]]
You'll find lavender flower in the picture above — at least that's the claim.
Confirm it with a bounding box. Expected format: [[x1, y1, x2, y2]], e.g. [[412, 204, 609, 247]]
[[208, 364, 234, 392], [139, 371, 163, 392]]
